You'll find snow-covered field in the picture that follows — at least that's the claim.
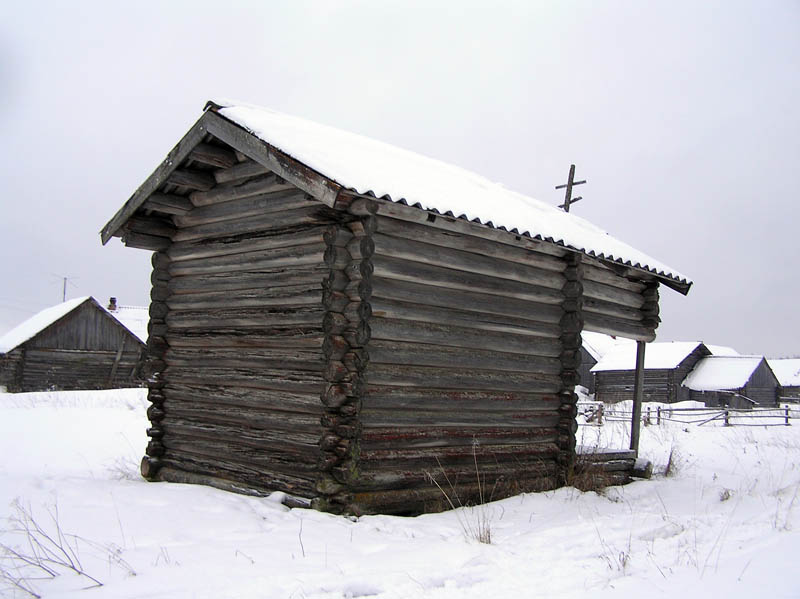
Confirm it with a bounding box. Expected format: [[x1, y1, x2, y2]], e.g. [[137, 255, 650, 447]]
[[2, 389, 799, 598]]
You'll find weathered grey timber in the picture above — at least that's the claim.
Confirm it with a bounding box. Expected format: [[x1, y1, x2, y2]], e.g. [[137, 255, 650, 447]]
[[101, 102, 691, 515], [0, 298, 145, 392], [686, 357, 779, 407], [594, 343, 709, 404]]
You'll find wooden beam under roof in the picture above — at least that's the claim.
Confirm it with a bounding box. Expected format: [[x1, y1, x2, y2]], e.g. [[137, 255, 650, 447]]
[[100, 112, 213, 244]]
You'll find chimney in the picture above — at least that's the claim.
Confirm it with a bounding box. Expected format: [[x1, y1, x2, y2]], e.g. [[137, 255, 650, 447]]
[[108, 297, 118, 312]]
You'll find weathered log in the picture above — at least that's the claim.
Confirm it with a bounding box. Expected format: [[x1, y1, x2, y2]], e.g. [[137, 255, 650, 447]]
[[371, 255, 564, 304], [368, 297, 562, 338], [213, 159, 272, 184], [362, 385, 561, 412], [174, 189, 315, 228], [168, 242, 324, 276], [165, 368, 324, 394], [167, 285, 321, 311], [168, 225, 326, 262], [371, 233, 566, 289], [582, 280, 645, 309], [583, 262, 647, 293], [323, 245, 351, 269], [122, 231, 170, 251], [583, 297, 645, 322], [367, 339, 561, 374], [165, 305, 324, 330], [190, 173, 293, 206], [369, 317, 562, 356], [143, 193, 195, 215], [582, 313, 656, 342], [323, 226, 354, 247], [165, 347, 323, 372], [322, 335, 349, 360], [165, 383, 321, 414], [365, 363, 562, 393], [162, 404, 320, 437], [368, 276, 563, 324], [168, 169, 216, 191], [168, 265, 327, 294], [374, 215, 567, 271], [360, 425, 561, 448], [166, 331, 323, 349], [172, 206, 330, 242], [155, 460, 315, 498], [188, 142, 237, 168], [348, 216, 377, 236], [322, 289, 349, 313]]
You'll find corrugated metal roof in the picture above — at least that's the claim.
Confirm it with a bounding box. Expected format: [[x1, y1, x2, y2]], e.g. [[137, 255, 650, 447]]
[[210, 101, 692, 291]]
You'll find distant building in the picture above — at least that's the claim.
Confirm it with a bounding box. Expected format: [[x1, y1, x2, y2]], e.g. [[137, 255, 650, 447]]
[[767, 358, 800, 402], [683, 356, 779, 407], [0, 297, 147, 392], [591, 341, 738, 404], [578, 332, 632, 393]]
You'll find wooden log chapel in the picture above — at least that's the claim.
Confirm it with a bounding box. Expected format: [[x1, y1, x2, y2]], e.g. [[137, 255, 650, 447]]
[[101, 101, 692, 515]]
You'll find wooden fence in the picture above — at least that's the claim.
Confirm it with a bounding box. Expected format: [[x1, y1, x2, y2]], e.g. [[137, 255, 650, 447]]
[[577, 401, 800, 428]]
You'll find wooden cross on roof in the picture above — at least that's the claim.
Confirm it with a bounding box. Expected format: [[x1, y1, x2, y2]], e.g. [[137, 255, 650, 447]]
[[555, 164, 586, 212]]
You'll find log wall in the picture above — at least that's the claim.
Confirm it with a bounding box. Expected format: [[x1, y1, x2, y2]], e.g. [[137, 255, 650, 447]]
[[140, 160, 340, 499], [343, 212, 570, 514]]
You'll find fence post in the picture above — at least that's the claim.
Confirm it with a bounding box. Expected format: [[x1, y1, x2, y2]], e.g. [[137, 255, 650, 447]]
[[786, 406, 790, 426], [597, 404, 604, 425], [645, 406, 651, 426], [657, 406, 661, 426], [724, 410, 729, 427]]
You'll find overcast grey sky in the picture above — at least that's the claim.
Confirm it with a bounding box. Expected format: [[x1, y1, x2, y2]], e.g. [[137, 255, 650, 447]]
[[1, 1, 798, 356]]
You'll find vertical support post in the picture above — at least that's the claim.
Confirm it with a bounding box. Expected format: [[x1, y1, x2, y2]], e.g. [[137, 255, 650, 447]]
[[629, 340, 646, 454], [657, 406, 661, 426], [785, 406, 790, 426]]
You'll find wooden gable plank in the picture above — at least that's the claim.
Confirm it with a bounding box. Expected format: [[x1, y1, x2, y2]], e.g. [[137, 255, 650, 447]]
[[100, 112, 214, 244], [203, 109, 342, 209]]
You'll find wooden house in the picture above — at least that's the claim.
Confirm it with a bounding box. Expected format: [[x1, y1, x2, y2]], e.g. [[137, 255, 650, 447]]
[[100, 101, 692, 515], [591, 341, 737, 404], [683, 356, 779, 407], [578, 332, 629, 394], [0, 297, 146, 392], [768, 359, 800, 402]]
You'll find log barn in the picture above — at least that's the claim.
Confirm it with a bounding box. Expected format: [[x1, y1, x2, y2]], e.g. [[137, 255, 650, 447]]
[[683, 356, 779, 407], [592, 341, 738, 404], [768, 359, 800, 402], [0, 297, 146, 392], [101, 101, 692, 514]]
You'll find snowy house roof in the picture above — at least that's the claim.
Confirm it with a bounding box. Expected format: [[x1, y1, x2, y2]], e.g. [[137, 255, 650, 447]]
[[767, 359, 800, 387], [591, 341, 739, 372], [106, 305, 149, 343], [102, 101, 692, 293], [0, 297, 91, 353], [683, 356, 766, 391], [0, 297, 147, 354], [581, 332, 633, 362]]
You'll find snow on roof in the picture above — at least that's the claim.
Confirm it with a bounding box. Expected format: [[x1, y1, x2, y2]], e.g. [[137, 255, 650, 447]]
[[591, 341, 740, 372], [106, 305, 149, 343], [0, 297, 91, 353], [683, 356, 765, 391], [213, 101, 691, 288], [767, 359, 800, 387], [581, 332, 634, 362]]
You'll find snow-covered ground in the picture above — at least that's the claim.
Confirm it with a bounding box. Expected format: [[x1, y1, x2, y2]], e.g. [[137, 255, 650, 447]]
[[1, 389, 799, 598]]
